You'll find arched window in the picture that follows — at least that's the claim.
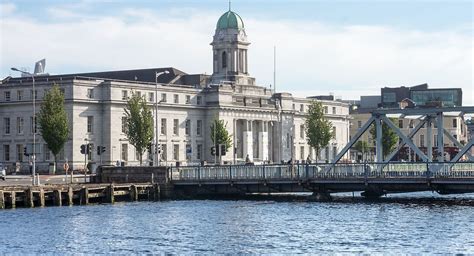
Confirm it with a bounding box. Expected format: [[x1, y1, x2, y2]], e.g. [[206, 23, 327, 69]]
[[222, 51, 227, 69]]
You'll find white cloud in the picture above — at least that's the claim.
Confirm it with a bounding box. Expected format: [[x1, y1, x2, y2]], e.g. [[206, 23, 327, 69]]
[[1, 5, 472, 105]]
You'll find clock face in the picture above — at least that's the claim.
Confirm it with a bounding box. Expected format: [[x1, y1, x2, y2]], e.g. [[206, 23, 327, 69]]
[[238, 30, 247, 41]]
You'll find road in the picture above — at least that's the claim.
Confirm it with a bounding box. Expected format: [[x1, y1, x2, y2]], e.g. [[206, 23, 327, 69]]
[[0, 174, 92, 186]]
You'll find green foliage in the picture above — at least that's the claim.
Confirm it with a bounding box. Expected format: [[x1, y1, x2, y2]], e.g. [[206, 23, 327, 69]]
[[354, 141, 370, 153], [304, 101, 333, 162], [38, 84, 69, 168], [124, 92, 154, 165], [369, 118, 398, 159], [210, 119, 232, 151]]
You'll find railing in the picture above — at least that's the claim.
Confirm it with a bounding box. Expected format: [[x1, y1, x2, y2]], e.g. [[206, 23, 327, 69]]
[[169, 162, 474, 182]]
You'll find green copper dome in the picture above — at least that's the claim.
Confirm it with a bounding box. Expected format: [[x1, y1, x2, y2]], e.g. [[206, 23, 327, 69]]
[[216, 10, 244, 30]]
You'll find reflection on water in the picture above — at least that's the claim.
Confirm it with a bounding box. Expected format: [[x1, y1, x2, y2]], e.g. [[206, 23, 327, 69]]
[[1, 192, 474, 254]]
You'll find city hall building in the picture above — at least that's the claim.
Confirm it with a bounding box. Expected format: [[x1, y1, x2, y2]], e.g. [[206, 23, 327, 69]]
[[0, 9, 350, 171]]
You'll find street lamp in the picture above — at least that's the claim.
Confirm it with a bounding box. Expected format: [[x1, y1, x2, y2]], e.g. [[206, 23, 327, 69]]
[[11, 67, 37, 185], [155, 70, 169, 166]]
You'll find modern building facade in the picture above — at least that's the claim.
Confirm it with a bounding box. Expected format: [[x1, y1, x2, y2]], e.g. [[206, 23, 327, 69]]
[[0, 9, 350, 172]]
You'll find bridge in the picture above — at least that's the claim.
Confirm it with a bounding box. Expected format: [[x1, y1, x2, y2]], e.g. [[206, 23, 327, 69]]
[[169, 162, 474, 199]]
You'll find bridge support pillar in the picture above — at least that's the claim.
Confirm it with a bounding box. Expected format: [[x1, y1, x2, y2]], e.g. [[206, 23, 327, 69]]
[[309, 192, 332, 201], [361, 190, 384, 199]]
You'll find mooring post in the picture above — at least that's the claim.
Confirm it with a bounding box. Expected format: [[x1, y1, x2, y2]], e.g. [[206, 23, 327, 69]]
[[81, 187, 89, 205], [0, 190, 5, 209], [53, 189, 62, 206], [26, 188, 34, 208], [130, 185, 138, 201], [39, 188, 45, 207], [10, 191, 16, 208], [67, 186, 74, 206], [107, 184, 115, 204]]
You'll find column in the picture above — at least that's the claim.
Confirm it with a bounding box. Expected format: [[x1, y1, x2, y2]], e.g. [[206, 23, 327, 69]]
[[426, 117, 432, 161], [259, 121, 269, 162], [437, 113, 444, 162], [376, 116, 383, 162], [243, 120, 253, 161]]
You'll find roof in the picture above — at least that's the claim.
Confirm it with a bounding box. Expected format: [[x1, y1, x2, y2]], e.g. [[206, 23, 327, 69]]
[[216, 10, 244, 30]]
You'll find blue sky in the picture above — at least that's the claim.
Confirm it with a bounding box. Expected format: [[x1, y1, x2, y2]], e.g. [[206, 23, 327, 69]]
[[1, 0, 472, 103]]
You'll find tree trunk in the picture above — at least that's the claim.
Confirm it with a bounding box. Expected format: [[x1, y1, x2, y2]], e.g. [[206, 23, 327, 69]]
[[139, 153, 143, 166], [53, 154, 57, 175], [315, 147, 319, 163]]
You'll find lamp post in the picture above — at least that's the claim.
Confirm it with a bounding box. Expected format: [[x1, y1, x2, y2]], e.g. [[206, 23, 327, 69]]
[[155, 70, 169, 166], [11, 67, 37, 185]]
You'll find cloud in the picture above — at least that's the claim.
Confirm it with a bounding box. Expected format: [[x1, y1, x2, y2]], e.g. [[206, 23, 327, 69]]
[[1, 4, 472, 105], [0, 2, 16, 16]]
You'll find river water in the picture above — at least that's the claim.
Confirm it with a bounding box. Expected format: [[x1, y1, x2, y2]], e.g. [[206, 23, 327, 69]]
[[1, 193, 474, 254]]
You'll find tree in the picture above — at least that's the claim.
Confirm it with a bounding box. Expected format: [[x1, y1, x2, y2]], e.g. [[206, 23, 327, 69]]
[[305, 101, 333, 163], [38, 84, 69, 174], [353, 141, 370, 162], [124, 92, 154, 165], [210, 119, 232, 156], [369, 118, 398, 160]]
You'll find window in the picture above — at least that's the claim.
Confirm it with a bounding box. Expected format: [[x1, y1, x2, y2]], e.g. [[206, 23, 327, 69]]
[[161, 93, 167, 103], [453, 134, 457, 140], [136, 91, 141, 98], [30, 116, 37, 134], [332, 107, 336, 114], [149, 92, 154, 102], [4, 91, 11, 101], [17, 90, 23, 100], [222, 51, 227, 68], [173, 119, 179, 135], [43, 144, 50, 161], [185, 119, 191, 136], [420, 134, 425, 147], [434, 135, 438, 147], [197, 120, 202, 136], [173, 94, 179, 104], [160, 118, 167, 135], [292, 104, 296, 110], [324, 106, 328, 114], [409, 120, 414, 128], [300, 146, 305, 160], [87, 88, 94, 99], [17, 117, 24, 134], [122, 117, 127, 133], [122, 90, 128, 100], [286, 133, 290, 148], [453, 119, 457, 128], [300, 104, 304, 112], [59, 88, 65, 96], [88, 143, 94, 161], [332, 127, 336, 138], [398, 120, 403, 128], [185, 95, 191, 104], [160, 144, 167, 161], [325, 147, 330, 161], [173, 144, 179, 160], [197, 144, 202, 160], [121, 144, 128, 161], [16, 144, 23, 162], [4, 117, 10, 135], [196, 96, 202, 105], [357, 121, 362, 129], [333, 146, 337, 159], [31, 90, 37, 100], [87, 116, 93, 133], [300, 125, 305, 139], [3, 145, 10, 161], [185, 144, 191, 160]]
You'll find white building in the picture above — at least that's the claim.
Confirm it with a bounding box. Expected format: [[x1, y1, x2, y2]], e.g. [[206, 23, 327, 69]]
[[0, 9, 350, 172]]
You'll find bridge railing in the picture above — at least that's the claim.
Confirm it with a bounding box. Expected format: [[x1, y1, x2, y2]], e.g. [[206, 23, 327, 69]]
[[169, 162, 474, 181]]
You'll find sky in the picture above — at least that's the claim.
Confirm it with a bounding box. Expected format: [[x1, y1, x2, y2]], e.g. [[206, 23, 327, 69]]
[[1, 0, 473, 104]]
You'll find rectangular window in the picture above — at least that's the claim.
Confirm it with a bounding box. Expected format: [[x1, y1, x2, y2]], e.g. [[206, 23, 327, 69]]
[[122, 90, 128, 100], [185, 144, 191, 160], [332, 107, 336, 114], [161, 93, 167, 103], [453, 119, 457, 128], [122, 116, 127, 133], [357, 121, 362, 129], [173, 94, 179, 104], [30, 116, 37, 134], [398, 120, 403, 128], [58, 148, 65, 161], [332, 127, 336, 138], [160, 118, 167, 135], [420, 134, 425, 147], [300, 146, 305, 160], [149, 92, 154, 102], [17, 117, 24, 134], [43, 144, 50, 161], [4, 91, 11, 101], [16, 144, 23, 162], [121, 144, 128, 161], [324, 106, 328, 114], [87, 88, 94, 99], [173, 119, 179, 135], [136, 91, 141, 98], [87, 116, 93, 133], [4, 117, 10, 135], [185, 95, 191, 104], [197, 144, 202, 160], [196, 120, 202, 136], [300, 104, 304, 112], [17, 90, 23, 101], [31, 90, 37, 100], [292, 104, 296, 110], [185, 119, 191, 136], [173, 144, 179, 160], [325, 147, 330, 161], [409, 120, 414, 128], [196, 96, 202, 105], [300, 125, 305, 139], [286, 133, 290, 148], [160, 144, 167, 161], [3, 145, 10, 161], [333, 146, 337, 159]]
